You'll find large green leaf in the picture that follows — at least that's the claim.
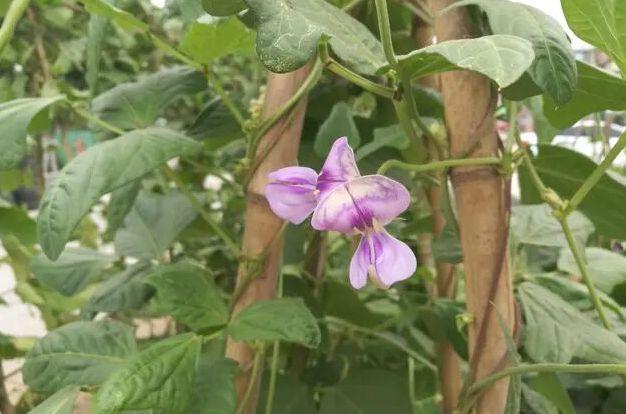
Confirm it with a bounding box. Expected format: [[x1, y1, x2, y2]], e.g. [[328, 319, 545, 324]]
[[453, 0, 576, 104], [31, 247, 116, 296], [543, 61, 626, 129], [37, 127, 201, 261], [145, 261, 228, 331], [510, 204, 594, 250], [187, 97, 242, 144], [188, 357, 238, 414], [92, 67, 206, 130], [355, 124, 409, 160], [529, 372, 576, 414], [114, 191, 197, 260], [86, 6, 110, 95], [314, 102, 361, 157], [29, 386, 79, 414], [558, 247, 626, 293], [319, 369, 413, 413], [522, 385, 559, 414], [560, 0, 626, 70], [518, 283, 626, 364], [395, 35, 534, 88], [23, 321, 137, 393], [95, 333, 201, 414], [228, 298, 321, 347], [180, 15, 254, 65], [83, 262, 155, 316], [0, 96, 64, 170], [105, 178, 142, 237], [202, 0, 246, 16], [256, 374, 317, 414], [245, 0, 385, 75], [519, 144, 626, 240], [80, 0, 148, 32]]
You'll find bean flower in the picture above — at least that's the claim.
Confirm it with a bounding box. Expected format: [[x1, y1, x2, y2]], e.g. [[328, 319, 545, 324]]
[[265, 137, 416, 289]]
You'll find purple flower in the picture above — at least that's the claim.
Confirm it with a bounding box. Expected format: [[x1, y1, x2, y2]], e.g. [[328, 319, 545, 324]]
[[265, 137, 416, 289], [265, 137, 359, 224]]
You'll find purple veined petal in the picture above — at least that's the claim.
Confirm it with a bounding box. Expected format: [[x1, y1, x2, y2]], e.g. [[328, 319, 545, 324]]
[[317, 137, 360, 196], [368, 229, 417, 288], [311, 175, 410, 234], [265, 166, 319, 224], [349, 235, 369, 289]]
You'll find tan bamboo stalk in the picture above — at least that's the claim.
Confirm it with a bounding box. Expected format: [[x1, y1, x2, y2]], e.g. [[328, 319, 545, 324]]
[[226, 65, 312, 414], [413, 13, 463, 413], [431, 1, 515, 412]]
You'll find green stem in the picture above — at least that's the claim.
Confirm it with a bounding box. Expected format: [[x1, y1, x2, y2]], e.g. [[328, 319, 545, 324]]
[[237, 344, 264, 414], [149, 33, 203, 72], [324, 57, 396, 100], [377, 156, 501, 175], [467, 363, 626, 398], [374, 0, 398, 65], [0, 0, 29, 56], [206, 68, 246, 127], [400, 74, 437, 143], [408, 357, 418, 414], [326, 316, 437, 371], [264, 264, 284, 414], [248, 59, 323, 158], [161, 165, 240, 257], [566, 130, 626, 214], [70, 104, 125, 135], [559, 216, 611, 329]]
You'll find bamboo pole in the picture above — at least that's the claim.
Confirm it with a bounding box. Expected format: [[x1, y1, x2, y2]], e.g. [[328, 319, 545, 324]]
[[226, 64, 312, 414], [431, 1, 515, 412]]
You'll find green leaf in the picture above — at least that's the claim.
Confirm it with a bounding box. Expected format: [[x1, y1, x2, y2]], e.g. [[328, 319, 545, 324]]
[[519, 144, 626, 240], [29, 386, 79, 414], [522, 384, 558, 414], [256, 374, 316, 414], [95, 333, 202, 414], [510, 204, 594, 250], [319, 369, 413, 413], [92, 67, 206, 130], [228, 298, 321, 347], [524, 96, 558, 144], [0, 205, 36, 245], [314, 102, 361, 157], [246, 0, 385, 74], [321, 280, 380, 328], [558, 247, 626, 294], [560, 0, 626, 70], [529, 372, 576, 414], [83, 262, 155, 316], [518, 282, 626, 364], [543, 61, 626, 129], [180, 15, 254, 65], [105, 179, 142, 237], [453, 0, 576, 104], [355, 124, 409, 160], [114, 191, 198, 260], [187, 97, 241, 143], [31, 247, 116, 296], [418, 299, 468, 360], [80, 0, 149, 32], [37, 127, 201, 261], [395, 35, 534, 88], [0, 96, 65, 170], [189, 357, 238, 414], [145, 261, 228, 331], [531, 273, 623, 318], [202, 0, 246, 16], [432, 221, 463, 264], [23, 321, 137, 393]]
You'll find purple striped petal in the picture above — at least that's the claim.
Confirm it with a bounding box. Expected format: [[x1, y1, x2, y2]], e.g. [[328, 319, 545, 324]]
[[311, 175, 410, 234], [317, 137, 360, 196], [349, 230, 417, 289], [265, 166, 319, 224]]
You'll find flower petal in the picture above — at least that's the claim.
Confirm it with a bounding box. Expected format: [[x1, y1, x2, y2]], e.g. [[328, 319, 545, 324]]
[[369, 229, 416, 288], [349, 236, 369, 289], [317, 137, 360, 196], [311, 175, 410, 233], [265, 166, 318, 224]]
